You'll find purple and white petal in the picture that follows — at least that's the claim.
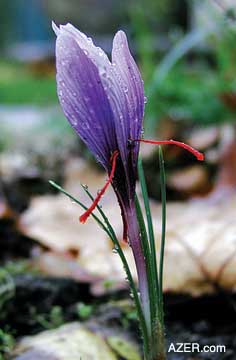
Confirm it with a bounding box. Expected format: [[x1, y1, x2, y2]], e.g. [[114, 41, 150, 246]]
[[112, 30, 145, 150], [54, 23, 132, 167], [55, 33, 117, 169]]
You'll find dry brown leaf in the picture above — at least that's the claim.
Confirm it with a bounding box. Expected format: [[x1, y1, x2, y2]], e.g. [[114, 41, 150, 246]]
[[13, 323, 118, 360], [20, 161, 236, 296]]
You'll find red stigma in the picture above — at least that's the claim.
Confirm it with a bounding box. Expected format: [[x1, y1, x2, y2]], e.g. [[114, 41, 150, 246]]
[[135, 139, 204, 161], [79, 150, 119, 223]]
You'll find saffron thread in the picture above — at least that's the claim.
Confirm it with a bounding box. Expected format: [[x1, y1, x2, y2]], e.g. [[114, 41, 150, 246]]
[[135, 139, 204, 161], [80, 150, 119, 223]]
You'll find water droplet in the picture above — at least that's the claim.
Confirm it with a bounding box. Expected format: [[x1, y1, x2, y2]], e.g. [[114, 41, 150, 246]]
[[98, 49, 104, 57], [96, 154, 101, 162], [82, 184, 88, 190], [141, 127, 145, 139], [99, 67, 107, 78], [124, 86, 128, 94], [144, 96, 148, 104], [81, 122, 90, 130], [71, 115, 78, 126]]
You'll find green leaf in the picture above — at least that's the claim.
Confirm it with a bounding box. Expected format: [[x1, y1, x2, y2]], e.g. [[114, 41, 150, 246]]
[[135, 194, 158, 356], [138, 158, 159, 307], [49, 180, 149, 357], [158, 146, 166, 325], [80, 185, 149, 356], [107, 336, 141, 360]]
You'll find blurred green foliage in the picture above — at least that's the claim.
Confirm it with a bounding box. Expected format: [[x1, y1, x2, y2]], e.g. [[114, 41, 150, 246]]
[[0, 61, 57, 105], [32, 305, 65, 330], [0, 329, 15, 360], [143, 7, 236, 133], [1, 0, 236, 135]]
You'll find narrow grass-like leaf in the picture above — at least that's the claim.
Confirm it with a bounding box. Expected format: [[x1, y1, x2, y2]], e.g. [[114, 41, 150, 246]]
[[158, 147, 166, 325], [138, 158, 159, 306], [135, 194, 158, 355], [49, 180, 149, 355], [80, 184, 149, 356], [49, 181, 108, 233], [80, 184, 117, 241], [80, 184, 149, 355]]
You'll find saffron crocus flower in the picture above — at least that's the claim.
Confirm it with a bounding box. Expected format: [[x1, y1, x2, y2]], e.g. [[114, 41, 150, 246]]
[[53, 23, 204, 332], [53, 22, 151, 324]]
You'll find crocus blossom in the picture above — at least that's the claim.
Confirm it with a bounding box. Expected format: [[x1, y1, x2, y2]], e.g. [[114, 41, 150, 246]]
[[53, 23, 204, 326], [53, 23, 144, 229]]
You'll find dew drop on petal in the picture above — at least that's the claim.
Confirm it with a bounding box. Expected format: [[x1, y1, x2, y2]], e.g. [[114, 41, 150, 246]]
[[98, 49, 104, 56], [96, 154, 101, 162], [71, 115, 78, 126], [81, 122, 90, 130], [141, 128, 145, 138], [144, 96, 148, 104]]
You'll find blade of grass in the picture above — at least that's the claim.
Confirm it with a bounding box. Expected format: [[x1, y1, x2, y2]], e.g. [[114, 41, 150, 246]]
[[49, 181, 108, 233], [81, 184, 149, 356], [158, 147, 166, 325], [138, 158, 159, 306], [80, 184, 149, 355], [135, 194, 159, 357], [49, 180, 149, 356]]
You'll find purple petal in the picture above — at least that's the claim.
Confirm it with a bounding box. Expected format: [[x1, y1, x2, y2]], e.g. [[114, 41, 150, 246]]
[[55, 24, 131, 169], [55, 32, 118, 169], [112, 31, 145, 163], [55, 23, 112, 78]]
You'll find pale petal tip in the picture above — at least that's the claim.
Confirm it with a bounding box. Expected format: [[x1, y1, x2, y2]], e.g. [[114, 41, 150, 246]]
[[52, 21, 60, 36]]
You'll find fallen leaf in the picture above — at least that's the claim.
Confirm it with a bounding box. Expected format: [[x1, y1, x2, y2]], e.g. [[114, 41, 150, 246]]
[[20, 161, 236, 296], [13, 323, 118, 360]]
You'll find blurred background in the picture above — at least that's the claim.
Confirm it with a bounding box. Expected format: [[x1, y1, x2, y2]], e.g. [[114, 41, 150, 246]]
[[0, 1, 236, 359]]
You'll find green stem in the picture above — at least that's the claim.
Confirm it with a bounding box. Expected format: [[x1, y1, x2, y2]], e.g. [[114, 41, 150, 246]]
[[138, 157, 167, 360], [81, 185, 150, 353], [158, 147, 166, 339], [49, 181, 150, 357]]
